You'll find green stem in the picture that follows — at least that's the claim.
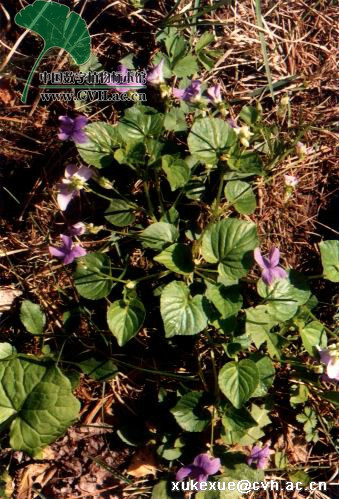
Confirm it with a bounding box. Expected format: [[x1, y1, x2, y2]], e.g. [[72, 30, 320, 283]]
[[143, 180, 157, 222], [21, 46, 48, 103]]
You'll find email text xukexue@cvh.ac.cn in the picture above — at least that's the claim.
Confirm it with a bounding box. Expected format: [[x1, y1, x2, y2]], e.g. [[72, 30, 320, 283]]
[[171, 479, 327, 493]]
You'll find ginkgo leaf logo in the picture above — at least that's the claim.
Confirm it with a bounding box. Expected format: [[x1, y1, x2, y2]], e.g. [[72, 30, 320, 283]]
[[15, 0, 91, 103]]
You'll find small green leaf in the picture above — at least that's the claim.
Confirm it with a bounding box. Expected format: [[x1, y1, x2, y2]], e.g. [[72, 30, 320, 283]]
[[300, 321, 327, 356], [154, 244, 194, 275], [319, 240, 339, 282], [195, 32, 215, 52], [226, 149, 263, 177], [105, 199, 136, 227], [140, 222, 179, 251], [188, 118, 237, 164], [74, 253, 113, 300], [78, 358, 118, 381], [225, 180, 256, 215], [218, 360, 259, 408], [107, 299, 146, 346], [173, 55, 199, 77], [0, 343, 16, 359], [201, 219, 258, 279], [290, 384, 309, 406], [288, 471, 311, 487], [164, 108, 187, 132], [162, 155, 190, 191], [0, 358, 80, 455], [170, 391, 210, 432], [160, 281, 207, 337], [20, 300, 46, 335], [77, 122, 119, 168], [239, 106, 260, 126]]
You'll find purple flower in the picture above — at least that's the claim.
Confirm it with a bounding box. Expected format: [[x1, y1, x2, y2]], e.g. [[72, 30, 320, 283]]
[[318, 347, 339, 381], [147, 59, 165, 85], [172, 80, 201, 102], [207, 84, 222, 104], [254, 247, 287, 286], [49, 235, 86, 265], [176, 453, 220, 488], [68, 222, 86, 236], [58, 115, 88, 144], [57, 164, 92, 211], [248, 444, 271, 469]]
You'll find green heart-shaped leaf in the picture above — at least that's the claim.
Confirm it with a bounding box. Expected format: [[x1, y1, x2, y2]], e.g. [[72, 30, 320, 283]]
[[160, 281, 207, 337], [107, 299, 146, 346], [218, 360, 259, 408]]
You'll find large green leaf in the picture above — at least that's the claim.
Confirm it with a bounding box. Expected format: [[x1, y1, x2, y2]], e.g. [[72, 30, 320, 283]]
[[107, 299, 146, 346], [201, 219, 258, 279], [15, 0, 91, 102], [188, 118, 237, 163], [205, 282, 242, 319], [117, 105, 164, 144], [154, 244, 194, 275], [300, 321, 327, 356], [105, 199, 136, 227], [170, 391, 210, 432], [319, 240, 339, 282], [140, 222, 179, 251], [0, 357, 80, 455], [160, 281, 207, 337], [218, 360, 259, 408], [20, 300, 46, 335], [74, 253, 113, 300], [77, 122, 120, 168], [257, 270, 310, 322], [162, 155, 190, 191], [225, 180, 256, 215]]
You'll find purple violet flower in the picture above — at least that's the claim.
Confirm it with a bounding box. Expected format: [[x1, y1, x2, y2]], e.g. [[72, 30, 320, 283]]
[[207, 84, 222, 104], [58, 115, 88, 144], [176, 453, 220, 488], [172, 80, 202, 102], [248, 444, 271, 469], [147, 59, 165, 85], [254, 247, 287, 286], [318, 347, 339, 381], [49, 235, 86, 265], [57, 164, 92, 211], [68, 222, 86, 236]]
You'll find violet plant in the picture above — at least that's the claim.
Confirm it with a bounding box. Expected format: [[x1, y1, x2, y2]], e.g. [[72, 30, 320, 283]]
[[6, 21, 339, 495]]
